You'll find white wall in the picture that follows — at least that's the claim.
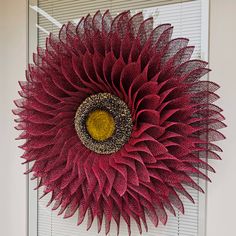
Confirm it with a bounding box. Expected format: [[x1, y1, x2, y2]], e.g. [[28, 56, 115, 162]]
[[207, 0, 236, 235], [0, 0, 27, 236], [0, 0, 235, 236]]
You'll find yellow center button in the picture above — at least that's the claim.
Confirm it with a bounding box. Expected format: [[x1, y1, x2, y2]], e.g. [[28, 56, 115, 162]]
[[86, 110, 115, 141]]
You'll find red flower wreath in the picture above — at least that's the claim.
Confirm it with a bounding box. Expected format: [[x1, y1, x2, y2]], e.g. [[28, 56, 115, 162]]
[[14, 10, 225, 235]]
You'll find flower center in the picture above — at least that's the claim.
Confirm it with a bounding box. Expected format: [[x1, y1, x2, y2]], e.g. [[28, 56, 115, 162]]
[[74, 93, 133, 154], [86, 110, 115, 141]]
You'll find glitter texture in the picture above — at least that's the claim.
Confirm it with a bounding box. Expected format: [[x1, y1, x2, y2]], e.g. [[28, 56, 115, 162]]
[[75, 93, 133, 154]]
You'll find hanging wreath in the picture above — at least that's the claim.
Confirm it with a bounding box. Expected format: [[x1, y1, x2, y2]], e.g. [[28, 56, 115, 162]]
[[14, 10, 225, 235]]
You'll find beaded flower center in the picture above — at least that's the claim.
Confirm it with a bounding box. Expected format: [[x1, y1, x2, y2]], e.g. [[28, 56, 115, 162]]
[[74, 93, 133, 154], [86, 110, 115, 141]]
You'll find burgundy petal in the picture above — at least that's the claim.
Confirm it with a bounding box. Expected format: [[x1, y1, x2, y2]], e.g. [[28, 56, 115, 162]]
[[14, 10, 225, 236]]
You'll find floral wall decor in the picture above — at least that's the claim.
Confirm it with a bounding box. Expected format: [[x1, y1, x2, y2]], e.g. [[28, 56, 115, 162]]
[[14, 10, 225, 235]]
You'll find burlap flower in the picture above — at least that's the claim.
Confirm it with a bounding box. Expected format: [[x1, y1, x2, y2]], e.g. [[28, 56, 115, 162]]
[[14, 10, 225, 235]]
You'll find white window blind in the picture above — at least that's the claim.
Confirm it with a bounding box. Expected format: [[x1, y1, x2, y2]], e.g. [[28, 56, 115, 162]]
[[36, 0, 193, 47], [27, 0, 209, 235]]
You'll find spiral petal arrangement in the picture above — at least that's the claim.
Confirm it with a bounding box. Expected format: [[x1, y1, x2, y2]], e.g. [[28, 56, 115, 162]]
[[14, 10, 225, 235]]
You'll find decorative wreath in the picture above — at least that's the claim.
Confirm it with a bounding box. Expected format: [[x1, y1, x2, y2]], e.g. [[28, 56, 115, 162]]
[[14, 10, 225, 235]]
